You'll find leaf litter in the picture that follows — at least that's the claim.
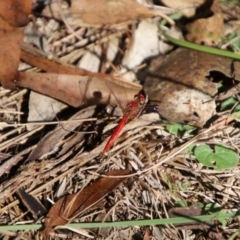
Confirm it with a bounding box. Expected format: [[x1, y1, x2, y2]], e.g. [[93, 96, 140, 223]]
[[0, 1, 240, 239]]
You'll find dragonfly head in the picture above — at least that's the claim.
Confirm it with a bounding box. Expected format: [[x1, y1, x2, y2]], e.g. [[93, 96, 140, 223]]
[[134, 93, 147, 105]]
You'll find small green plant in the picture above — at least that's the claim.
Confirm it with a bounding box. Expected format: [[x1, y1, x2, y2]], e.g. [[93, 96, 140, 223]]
[[204, 203, 228, 226], [166, 123, 195, 135], [193, 144, 238, 170], [225, 32, 240, 52], [220, 97, 240, 111], [227, 111, 240, 122], [175, 200, 188, 207]]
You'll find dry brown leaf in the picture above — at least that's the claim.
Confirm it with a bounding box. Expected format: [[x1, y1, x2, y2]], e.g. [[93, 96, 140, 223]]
[[16, 188, 47, 219], [143, 48, 236, 127], [161, 0, 205, 18], [0, 1, 31, 27], [168, 205, 214, 228], [0, 153, 12, 162], [16, 71, 142, 108], [0, 0, 31, 89], [143, 229, 151, 240], [168, 205, 202, 218], [19, 43, 142, 107], [20, 42, 91, 76], [70, 0, 173, 25], [27, 106, 97, 161], [43, 0, 174, 26], [42, 169, 132, 240], [185, 0, 225, 45], [233, 61, 240, 80], [145, 48, 224, 97], [0, 154, 24, 177]]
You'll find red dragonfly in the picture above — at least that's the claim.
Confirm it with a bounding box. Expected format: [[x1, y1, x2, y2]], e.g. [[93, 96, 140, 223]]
[[102, 93, 148, 154]]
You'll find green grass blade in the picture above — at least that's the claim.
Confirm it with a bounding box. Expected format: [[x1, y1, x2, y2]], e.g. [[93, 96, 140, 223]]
[[0, 210, 239, 231], [161, 30, 240, 60]]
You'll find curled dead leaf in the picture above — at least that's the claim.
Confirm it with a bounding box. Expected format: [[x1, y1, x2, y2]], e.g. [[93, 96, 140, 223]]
[[42, 169, 132, 239]]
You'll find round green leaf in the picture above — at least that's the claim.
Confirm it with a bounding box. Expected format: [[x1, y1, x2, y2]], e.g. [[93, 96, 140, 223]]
[[194, 144, 238, 170]]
